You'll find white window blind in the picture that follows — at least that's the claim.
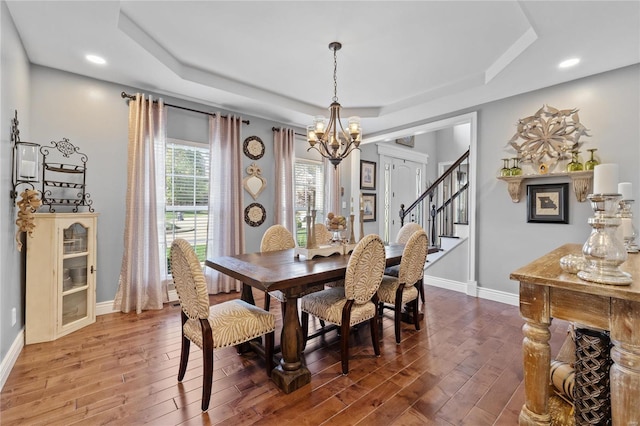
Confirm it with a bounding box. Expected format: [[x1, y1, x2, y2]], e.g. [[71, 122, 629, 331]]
[[293, 159, 324, 246], [165, 139, 210, 264]]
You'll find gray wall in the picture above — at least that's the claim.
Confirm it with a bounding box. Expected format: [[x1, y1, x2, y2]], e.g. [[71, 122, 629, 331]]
[[1, 0, 31, 365], [475, 64, 639, 293]]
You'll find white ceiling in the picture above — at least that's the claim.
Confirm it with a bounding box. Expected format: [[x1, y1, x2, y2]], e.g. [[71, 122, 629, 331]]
[[6, 1, 640, 140]]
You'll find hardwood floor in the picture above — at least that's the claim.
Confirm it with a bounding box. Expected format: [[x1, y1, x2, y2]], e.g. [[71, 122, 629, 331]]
[[1, 286, 570, 425]]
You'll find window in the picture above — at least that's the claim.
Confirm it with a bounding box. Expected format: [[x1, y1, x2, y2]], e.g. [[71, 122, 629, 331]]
[[294, 159, 324, 246], [165, 138, 210, 268]]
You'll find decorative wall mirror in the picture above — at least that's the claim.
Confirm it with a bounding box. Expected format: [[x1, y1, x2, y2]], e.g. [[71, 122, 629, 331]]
[[242, 163, 266, 200]]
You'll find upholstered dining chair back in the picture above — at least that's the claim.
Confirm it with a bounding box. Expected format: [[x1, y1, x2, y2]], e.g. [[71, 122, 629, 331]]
[[396, 222, 423, 244], [398, 229, 429, 288], [170, 238, 210, 321], [314, 223, 333, 245], [344, 234, 386, 304], [260, 224, 295, 252], [170, 238, 275, 411]]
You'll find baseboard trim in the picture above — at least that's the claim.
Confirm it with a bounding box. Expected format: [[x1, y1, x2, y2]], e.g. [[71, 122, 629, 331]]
[[96, 290, 179, 316], [0, 328, 24, 391], [424, 275, 518, 307]]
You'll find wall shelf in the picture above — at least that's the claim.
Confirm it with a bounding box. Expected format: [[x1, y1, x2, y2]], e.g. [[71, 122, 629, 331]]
[[497, 170, 593, 203]]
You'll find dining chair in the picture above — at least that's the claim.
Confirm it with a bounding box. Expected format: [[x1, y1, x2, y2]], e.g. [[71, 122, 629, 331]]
[[314, 222, 334, 245], [385, 222, 426, 302], [260, 225, 296, 312], [377, 229, 428, 344], [315, 222, 344, 289], [261, 224, 325, 314], [170, 238, 275, 411], [300, 234, 386, 375]]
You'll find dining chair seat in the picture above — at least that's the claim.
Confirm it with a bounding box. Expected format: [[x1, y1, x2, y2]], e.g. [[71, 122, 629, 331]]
[[377, 276, 419, 306], [300, 286, 377, 326], [170, 238, 275, 411]]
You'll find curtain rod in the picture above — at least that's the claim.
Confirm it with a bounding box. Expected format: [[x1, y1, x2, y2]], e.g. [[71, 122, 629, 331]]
[[121, 91, 250, 125], [272, 127, 305, 137]]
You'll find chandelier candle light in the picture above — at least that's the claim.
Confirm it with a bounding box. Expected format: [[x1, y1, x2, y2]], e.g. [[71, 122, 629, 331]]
[[307, 42, 362, 169], [578, 164, 632, 285]]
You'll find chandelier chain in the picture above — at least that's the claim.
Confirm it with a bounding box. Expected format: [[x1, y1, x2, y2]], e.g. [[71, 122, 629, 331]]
[[333, 46, 338, 103]]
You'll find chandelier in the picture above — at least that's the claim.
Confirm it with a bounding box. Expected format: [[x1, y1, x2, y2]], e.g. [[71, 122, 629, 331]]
[[306, 42, 361, 169]]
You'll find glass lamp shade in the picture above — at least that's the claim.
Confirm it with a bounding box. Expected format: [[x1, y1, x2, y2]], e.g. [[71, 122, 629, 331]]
[[348, 116, 361, 138], [306, 125, 318, 146], [313, 116, 326, 136], [16, 142, 40, 181]]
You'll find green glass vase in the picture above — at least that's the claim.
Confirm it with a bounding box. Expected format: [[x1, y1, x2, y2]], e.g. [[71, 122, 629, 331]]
[[567, 151, 583, 172], [584, 148, 599, 171], [500, 158, 511, 177], [509, 158, 522, 176]]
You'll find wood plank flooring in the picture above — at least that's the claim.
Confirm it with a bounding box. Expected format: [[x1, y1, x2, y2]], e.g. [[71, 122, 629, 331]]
[[0, 286, 570, 425]]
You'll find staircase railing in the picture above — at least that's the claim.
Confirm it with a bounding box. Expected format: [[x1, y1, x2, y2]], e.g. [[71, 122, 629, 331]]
[[400, 149, 469, 248]]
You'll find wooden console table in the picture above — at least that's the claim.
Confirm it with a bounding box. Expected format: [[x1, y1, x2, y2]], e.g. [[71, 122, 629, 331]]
[[510, 244, 640, 425]]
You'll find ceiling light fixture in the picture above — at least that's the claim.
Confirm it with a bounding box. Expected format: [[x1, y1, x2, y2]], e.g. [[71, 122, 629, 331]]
[[85, 54, 106, 65], [558, 58, 580, 69], [306, 42, 361, 169]]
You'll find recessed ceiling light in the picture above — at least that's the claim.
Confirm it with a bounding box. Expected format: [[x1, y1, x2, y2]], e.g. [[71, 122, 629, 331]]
[[558, 58, 580, 69], [85, 54, 106, 65]]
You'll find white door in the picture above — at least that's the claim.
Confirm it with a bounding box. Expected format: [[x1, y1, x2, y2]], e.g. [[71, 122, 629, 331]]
[[389, 158, 423, 242]]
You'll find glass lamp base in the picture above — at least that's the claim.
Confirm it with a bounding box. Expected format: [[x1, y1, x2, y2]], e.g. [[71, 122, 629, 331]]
[[577, 268, 632, 285]]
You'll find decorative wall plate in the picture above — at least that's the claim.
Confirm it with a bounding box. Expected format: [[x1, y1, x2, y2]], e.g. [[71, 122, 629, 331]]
[[242, 163, 266, 200], [243, 136, 265, 160], [244, 202, 266, 227]]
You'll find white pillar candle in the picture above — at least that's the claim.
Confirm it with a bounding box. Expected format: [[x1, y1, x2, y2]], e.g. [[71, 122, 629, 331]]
[[618, 182, 633, 200], [593, 163, 619, 194]]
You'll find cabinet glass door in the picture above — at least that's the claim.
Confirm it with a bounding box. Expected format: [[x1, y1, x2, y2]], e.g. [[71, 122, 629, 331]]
[[62, 222, 90, 327]]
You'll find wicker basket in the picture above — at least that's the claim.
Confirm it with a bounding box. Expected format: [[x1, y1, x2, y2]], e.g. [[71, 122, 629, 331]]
[[573, 328, 612, 426]]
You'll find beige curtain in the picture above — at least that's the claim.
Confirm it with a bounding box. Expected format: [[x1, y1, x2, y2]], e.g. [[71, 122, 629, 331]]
[[273, 128, 296, 234], [114, 94, 168, 313], [204, 115, 245, 293], [324, 159, 341, 217]]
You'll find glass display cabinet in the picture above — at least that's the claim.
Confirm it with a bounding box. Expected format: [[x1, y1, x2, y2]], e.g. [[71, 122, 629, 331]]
[[25, 213, 98, 344]]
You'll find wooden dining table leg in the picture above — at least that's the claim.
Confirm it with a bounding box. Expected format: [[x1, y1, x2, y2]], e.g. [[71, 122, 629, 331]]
[[270, 288, 311, 393]]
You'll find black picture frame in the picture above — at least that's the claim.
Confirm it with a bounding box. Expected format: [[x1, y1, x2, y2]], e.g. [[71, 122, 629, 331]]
[[527, 183, 569, 224], [360, 160, 376, 190], [362, 193, 376, 222]]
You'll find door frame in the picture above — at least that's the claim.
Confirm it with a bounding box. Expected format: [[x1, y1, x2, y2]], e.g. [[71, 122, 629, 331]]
[[360, 111, 478, 294]]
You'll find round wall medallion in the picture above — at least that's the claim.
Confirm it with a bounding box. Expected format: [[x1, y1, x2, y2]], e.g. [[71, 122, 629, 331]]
[[244, 202, 266, 227], [243, 136, 265, 160], [538, 163, 549, 174]]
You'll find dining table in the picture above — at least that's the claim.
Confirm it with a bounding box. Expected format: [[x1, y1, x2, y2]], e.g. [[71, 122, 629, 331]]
[[205, 243, 405, 393]]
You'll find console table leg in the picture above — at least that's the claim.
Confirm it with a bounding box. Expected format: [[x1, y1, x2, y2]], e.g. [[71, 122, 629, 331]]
[[519, 321, 552, 425], [610, 298, 640, 425]]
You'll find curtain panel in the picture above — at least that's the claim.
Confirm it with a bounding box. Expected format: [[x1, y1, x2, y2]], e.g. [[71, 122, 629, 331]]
[[204, 115, 245, 294], [273, 128, 296, 234], [114, 94, 169, 314]]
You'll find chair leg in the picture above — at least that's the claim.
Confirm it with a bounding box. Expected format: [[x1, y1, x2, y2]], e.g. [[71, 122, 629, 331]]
[[370, 315, 381, 357], [178, 334, 190, 381], [264, 293, 271, 311], [264, 331, 274, 377], [394, 293, 403, 344], [301, 311, 309, 351], [178, 311, 190, 381], [200, 320, 214, 411], [418, 278, 425, 303], [413, 298, 420, 331], [340, 321, 351, 374]]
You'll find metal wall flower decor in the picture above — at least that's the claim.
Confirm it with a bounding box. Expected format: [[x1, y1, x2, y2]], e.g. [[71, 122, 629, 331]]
[[507, 104, 591, 173]]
